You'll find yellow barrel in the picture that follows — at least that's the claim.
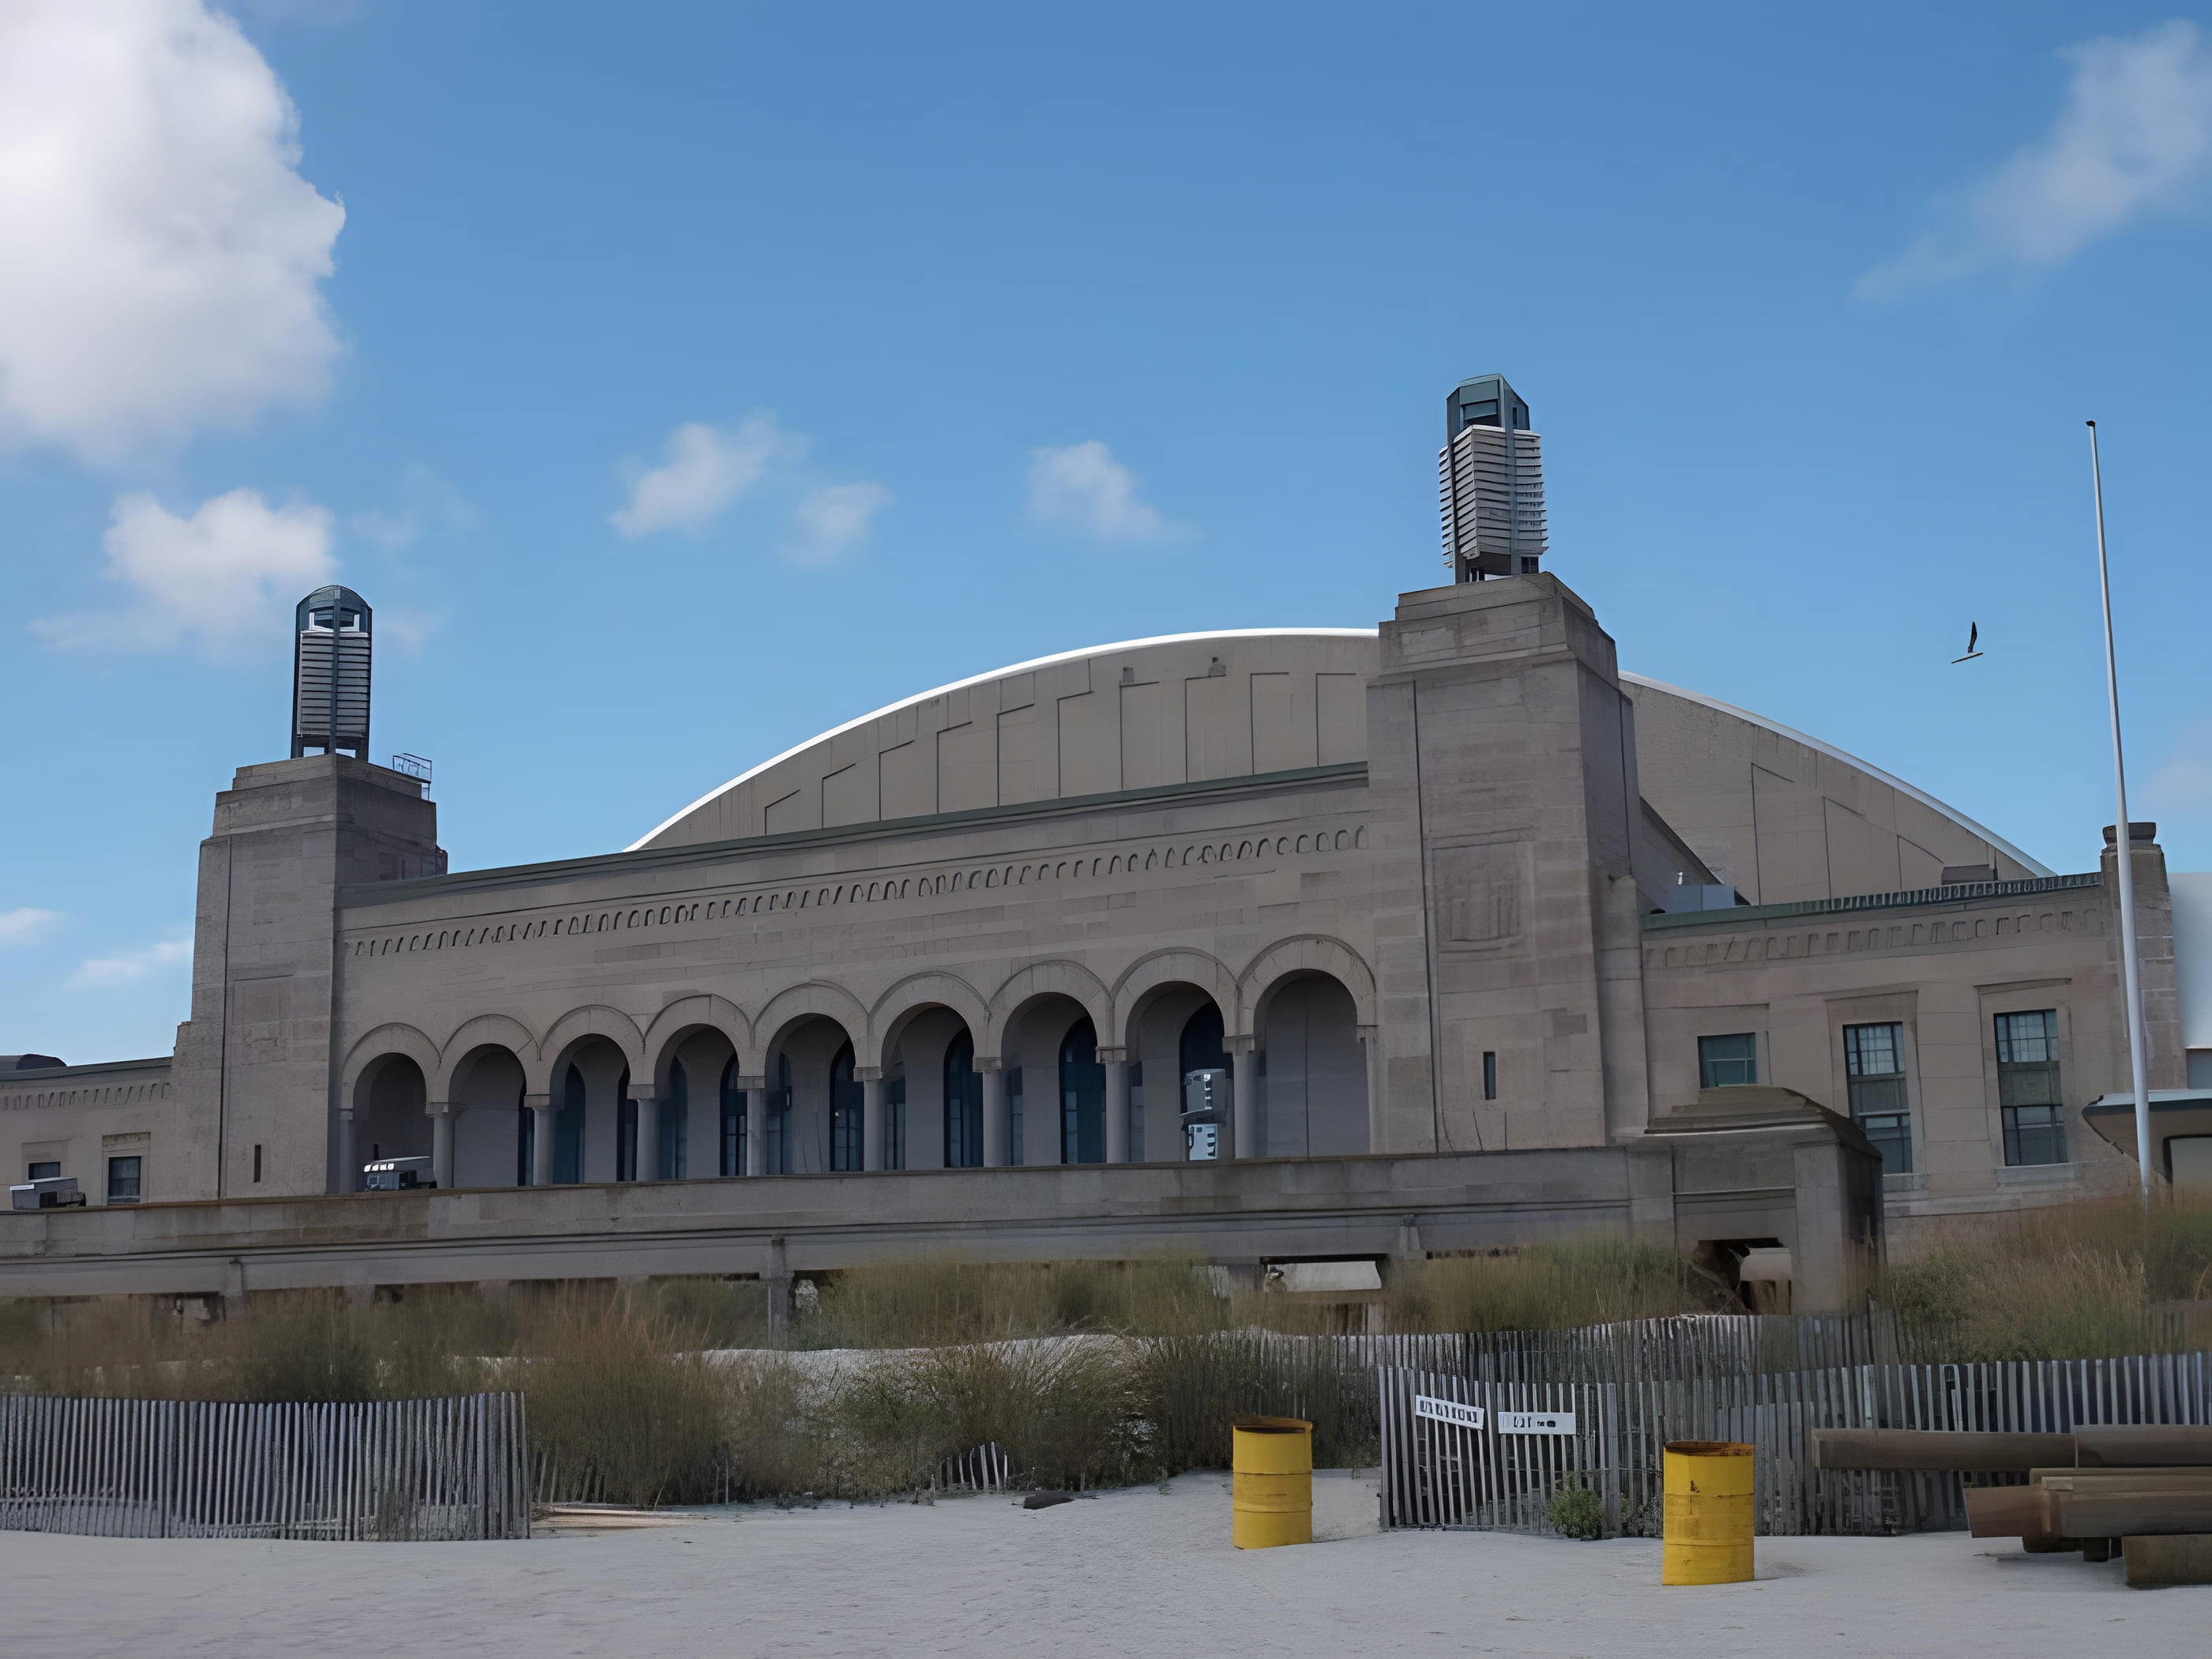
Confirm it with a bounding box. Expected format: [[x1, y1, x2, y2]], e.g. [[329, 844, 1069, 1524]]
[[1232, 1415, 1313, 1548], [1661, 1439, 1754, 1585]]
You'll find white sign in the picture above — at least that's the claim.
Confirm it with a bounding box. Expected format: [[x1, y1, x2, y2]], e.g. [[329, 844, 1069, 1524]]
[[1412, 1394, 1485, 1430], [1499, 1410, 1577, 1435]]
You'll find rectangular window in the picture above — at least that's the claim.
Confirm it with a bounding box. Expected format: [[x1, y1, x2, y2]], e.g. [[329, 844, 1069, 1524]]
[[1698, 1033, 1758, 1089], [1482, 1051, 1498, 1101], [28, 1161, 59, 1181], [1844, 1022, 1912, 1172], [1128, 1061, 1146, 1164], [252, 1143, 263, 1183], [1008, 1067, 1025, 1166], [1996, 1010, 2067, 1166], [106, 1156, 141, 1204]]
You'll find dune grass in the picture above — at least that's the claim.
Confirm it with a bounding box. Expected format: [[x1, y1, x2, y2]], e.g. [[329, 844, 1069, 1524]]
[[1880, 1191, 2212, 1361], [9, 1199, 2212, 1503]]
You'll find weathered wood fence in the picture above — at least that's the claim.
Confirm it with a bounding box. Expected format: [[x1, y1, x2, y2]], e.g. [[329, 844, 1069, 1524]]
[[1380, 1349, 2212, 1538], [0, 1393, 531, 1540]]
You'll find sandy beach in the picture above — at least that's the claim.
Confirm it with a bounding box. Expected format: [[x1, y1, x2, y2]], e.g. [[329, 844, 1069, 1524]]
[[6, 1469, 2203, 1658]]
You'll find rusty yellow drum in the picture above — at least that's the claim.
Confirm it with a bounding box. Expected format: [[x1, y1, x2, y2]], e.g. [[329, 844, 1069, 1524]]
[[1232, 1416, 1313, 1548], [1661, 1439, 1754, 1584]]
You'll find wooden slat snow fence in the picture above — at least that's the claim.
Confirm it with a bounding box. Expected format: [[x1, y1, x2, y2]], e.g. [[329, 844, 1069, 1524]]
[[0, 1393, 531, 1541], [1380, 1350, 2212, 1538]]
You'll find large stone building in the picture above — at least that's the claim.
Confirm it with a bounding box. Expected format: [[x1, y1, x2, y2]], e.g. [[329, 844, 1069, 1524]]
[[6, 379, 2206, 1311]]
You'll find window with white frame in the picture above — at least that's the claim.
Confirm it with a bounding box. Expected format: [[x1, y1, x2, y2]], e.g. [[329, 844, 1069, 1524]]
[[1995, 1010, 2067, 1166], [1844, 1021, 1912, 1173]]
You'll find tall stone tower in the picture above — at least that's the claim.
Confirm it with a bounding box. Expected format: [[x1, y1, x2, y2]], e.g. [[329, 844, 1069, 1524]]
[[1366, 573, 1654, 1153], [167, 590, 445, 1199]]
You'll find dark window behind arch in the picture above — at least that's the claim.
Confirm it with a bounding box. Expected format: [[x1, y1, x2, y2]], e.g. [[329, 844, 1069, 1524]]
[[556, 1065, 586, 1184], [660, 1061, 688, 1180], [719, 1057, 747, 1177], [1059, 1017, 1105, 1164], [615, 1067, 637, 1180], [1179, 1004, 1229, 1078], [830, 1044, 863, 1172], [767, 1053, 792, 1175], [944, 1033, 983, 1168]]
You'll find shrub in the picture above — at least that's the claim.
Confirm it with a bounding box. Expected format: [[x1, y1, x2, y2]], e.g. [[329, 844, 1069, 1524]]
[[1549, 1475, 1604, 1540], [519, 1293, 733, 1505]]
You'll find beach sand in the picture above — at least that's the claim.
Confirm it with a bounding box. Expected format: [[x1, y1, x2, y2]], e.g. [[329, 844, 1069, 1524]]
[[7, 1469, 2201, 1657]]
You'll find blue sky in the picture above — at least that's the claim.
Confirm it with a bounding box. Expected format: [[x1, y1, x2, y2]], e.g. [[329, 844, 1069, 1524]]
[[5, 1, 2210, 1063]]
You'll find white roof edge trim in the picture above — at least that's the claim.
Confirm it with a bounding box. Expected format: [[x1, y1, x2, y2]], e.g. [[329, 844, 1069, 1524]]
[[627, 627, 1384, 851], [1620, 672, 2055, 878]]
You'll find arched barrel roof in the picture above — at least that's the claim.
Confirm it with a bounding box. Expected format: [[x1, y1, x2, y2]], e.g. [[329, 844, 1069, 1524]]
[[628, 625, 2051, 903], [630, 629, 1380, 850]]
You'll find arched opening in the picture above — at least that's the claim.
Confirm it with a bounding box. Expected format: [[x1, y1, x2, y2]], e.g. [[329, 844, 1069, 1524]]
[[1059, 1018, 1105, 1164], [650, 1023, 737, 1182], [999, 993, 1096, 1166], [356, 1055, 430, 1177], [1119, 985, 1232, 1164], [552, 1036, 630, 1183], [761, 1014, 858, 1176], [944, 1031, 983, 1168], [880, 1002, 975, 1172], [1255, 972, 1367, 1157], [445, 1044, 525, 1188]]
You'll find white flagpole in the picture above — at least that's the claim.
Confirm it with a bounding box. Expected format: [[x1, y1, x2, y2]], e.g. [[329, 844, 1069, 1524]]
[[2088, 419, 2154, 1202]]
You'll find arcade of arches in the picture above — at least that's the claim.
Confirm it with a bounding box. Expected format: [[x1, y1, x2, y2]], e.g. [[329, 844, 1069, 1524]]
[[344, 970, 1371, 1191]]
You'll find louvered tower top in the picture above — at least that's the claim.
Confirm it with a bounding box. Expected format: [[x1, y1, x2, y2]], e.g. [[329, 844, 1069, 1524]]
[[292, 585, 373, 760], [1439, 374, 1547, 582]]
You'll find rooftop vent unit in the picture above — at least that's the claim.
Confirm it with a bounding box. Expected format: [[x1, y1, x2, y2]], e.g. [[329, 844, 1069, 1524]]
[[292, 585, 372, 760]]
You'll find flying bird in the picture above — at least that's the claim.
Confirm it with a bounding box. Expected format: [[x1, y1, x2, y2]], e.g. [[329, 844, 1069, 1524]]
[[1952, 623, 1982, 664]]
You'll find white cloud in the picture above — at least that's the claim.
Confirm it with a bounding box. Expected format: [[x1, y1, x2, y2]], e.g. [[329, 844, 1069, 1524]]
[[33, 488, 335, 658], [1027, 440, 1179, 544], [786, 482, 894, 567], [66, 937, 190, 991], [0, 907, 62, 947], [610, 416, 803, 538], [0, 0, 345, 460], [1859, 21, 2212, 300]]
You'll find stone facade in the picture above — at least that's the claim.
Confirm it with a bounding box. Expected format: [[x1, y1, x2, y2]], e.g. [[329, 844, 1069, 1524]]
[[3, 569, 2193, 1302]]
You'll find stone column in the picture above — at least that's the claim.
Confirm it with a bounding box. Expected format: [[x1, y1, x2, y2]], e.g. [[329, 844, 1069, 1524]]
[[1358, 1025, 1384, 1155], [1100, 1047, 1131, 1164], [335, 1106, 357, 1194], [860, 1068, 885, 1172], [735, 1076, 766, 1176], [525, 1093, 554, 1187], [429, 1101, 456, 1189], [630, 1083, 658, 1182], [1227, 1034, 1258, 1160], [764, 1235, 793, 1343], [980, 1057, 1008, 1168]]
